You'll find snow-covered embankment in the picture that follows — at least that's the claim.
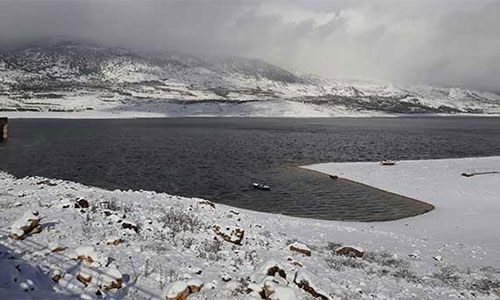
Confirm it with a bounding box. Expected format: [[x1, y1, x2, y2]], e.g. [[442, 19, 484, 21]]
[[1, 157, 500, 299]]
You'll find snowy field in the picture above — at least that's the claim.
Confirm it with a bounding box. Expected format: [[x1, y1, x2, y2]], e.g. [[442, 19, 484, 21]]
[[1, 100, 389, 119], [2, 108, 498, 120], [2, 106, 498, 119], [304, 156, 500, 266], [1, 157, 500, 299]]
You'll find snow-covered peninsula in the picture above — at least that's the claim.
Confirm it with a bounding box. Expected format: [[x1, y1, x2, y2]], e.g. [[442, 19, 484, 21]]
[[1, 156, 500, 299]]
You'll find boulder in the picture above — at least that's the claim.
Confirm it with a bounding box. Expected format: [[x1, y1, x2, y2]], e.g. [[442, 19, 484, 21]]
[[198, 200, 216, 209], [165, 281, 189, 300], [286, 257, 303, 267], [49, 242, 67, 253], [122, 221, 139, 233], [9, 211, 42, 240], [106, 238, 122, 246], [74, 247, 98, 263], [261, 261, 286, 279], [213, 225, 244, 245], [294, 271, 330, 300], [264, 280, 298, 300], [289, 242, 311, 257], [37, 179, 57, 186], [77, 272, 92, 286], [52, 270, 62, 283], [102, 266, 123, 290], [221, 273, 232, 282], [335, 245, 365, 258], [75, 198, 89, 209], [73, 246, 106, 266], [187, 278, 203, 293]]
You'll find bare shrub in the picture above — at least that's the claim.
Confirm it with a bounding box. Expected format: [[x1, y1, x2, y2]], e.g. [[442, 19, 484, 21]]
[[326, 254, 365, 271], [81, 212, 100, 238], [197, 238, 223, 261], [325, 241, 343, 252], [100, 197, 120, 211], [231, 277, 250, 296], [181, 236, 195, 249], [433, 266, 461, 287], [245, 250, 258, 266], [365, 251, 410, 269], [0, 200, 12, 209], [101, 197, 134, 213], [261, 230, 272, 238], [122, 202, 134, 213], [392, 266, 421, 283], [469, 278, 500, 295], [158, 208, 202, 236], [480, 266, 500, 274]]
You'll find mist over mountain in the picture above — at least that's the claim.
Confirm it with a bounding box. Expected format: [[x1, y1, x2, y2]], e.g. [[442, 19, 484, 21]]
[[1, 0, 500, 91], [1, 40, 499, 116]]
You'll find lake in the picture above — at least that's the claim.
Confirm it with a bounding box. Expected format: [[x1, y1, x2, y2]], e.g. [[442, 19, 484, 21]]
[[1, 117, 499, 221]]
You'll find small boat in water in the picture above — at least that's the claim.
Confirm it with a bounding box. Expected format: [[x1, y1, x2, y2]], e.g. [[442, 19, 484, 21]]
[[252, 183, 271, 191], [380, 159, 396, 166]]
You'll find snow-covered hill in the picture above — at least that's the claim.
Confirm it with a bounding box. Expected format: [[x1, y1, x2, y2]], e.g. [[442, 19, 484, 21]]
[[1, 41, 499, 117]]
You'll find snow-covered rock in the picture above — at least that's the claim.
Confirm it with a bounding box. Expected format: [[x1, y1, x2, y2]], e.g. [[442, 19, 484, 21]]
[[288, 242, 311, 257], [293, 270, 330, 300], [264, 280, 299, 299], [260, 260, 287, 279], [76, 271, 92, 286], [48, 242, 66, 253], [9, 210, 42, 240], [73, 246, 107, 266], [105, 237, 122, 246], [335, 245, 365, 258], [101, 266, 123, 290], [213, 225, 245, 245], [268, 285, 298, 300], [165, 281, 189, 300], [186, 278, 203, 293]]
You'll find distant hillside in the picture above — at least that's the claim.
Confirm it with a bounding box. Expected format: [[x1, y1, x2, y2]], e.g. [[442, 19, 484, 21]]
[[1, 41, 499, 116]]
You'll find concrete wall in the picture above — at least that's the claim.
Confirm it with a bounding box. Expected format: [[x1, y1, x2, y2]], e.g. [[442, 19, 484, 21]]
[[0, 118, 7, 141]]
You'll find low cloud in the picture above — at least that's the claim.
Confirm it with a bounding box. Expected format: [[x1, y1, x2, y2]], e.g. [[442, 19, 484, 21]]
[[0, 0, 499, 90]]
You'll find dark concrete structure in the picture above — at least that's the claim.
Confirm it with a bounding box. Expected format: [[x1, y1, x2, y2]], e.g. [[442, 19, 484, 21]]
[[0, 117, 7, 142]]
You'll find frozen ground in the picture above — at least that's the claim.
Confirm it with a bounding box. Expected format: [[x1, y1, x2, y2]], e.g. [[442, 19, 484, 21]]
[[1, 157, 500, 299]]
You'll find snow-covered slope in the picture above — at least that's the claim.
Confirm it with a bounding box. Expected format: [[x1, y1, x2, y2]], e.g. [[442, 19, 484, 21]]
[[1, 41, 499, 117], [1, 157, 500, 299]]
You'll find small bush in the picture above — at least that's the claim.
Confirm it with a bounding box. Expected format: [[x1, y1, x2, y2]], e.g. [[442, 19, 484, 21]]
[[326, 255, 365, 271], [433, 266, 461, 287], [197, 238, 223, 261], [469, 278, 500, 295], [392, 266, 421, 283], [158, 208, 202, 236], [365, 251, 410, 269]]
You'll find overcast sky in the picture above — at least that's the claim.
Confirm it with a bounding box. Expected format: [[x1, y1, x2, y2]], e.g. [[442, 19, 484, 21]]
[[0, 0, 499, 90]]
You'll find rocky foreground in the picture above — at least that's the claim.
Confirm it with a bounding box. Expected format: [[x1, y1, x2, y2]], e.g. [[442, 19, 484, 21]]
[[1, 171, 500, 299]]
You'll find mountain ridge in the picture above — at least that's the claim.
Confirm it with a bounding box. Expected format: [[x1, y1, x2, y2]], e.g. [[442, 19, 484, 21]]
[[1, 41, 499, 116]]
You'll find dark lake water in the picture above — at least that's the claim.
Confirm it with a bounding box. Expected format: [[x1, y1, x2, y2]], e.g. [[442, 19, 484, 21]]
[[1, 117, 500, 221]]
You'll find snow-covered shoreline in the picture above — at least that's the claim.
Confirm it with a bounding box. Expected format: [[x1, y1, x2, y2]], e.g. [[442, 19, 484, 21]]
[[303, 156, 500, 267], [2, 110, 500, 119], [1, 156, 500, 299]]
